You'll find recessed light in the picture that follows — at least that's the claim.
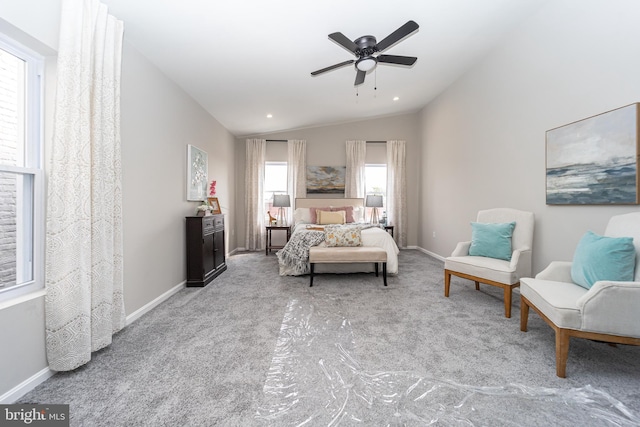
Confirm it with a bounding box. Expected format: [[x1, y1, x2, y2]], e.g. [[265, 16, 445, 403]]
[[266, 114, 273, 118], [393, 97, 399, 101]]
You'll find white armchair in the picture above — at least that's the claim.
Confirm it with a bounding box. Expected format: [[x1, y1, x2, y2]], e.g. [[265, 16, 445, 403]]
[[520, 212, 640, 378], [444, 208, 535, 318]]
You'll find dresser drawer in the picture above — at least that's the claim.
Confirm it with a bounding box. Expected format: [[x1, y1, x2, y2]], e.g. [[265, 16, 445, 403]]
[[202, 216, 216, 234], [212, 214, 224, 230]]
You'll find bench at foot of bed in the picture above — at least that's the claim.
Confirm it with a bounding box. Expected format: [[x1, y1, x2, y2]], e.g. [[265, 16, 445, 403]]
[[308, 246, 387, 287]]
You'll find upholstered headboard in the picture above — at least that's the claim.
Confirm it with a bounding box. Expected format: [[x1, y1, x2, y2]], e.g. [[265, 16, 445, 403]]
[[295, 198, 364, 209]]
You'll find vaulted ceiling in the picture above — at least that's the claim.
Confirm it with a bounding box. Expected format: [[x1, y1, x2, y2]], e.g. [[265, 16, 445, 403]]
[[101, 0, 548, 137]]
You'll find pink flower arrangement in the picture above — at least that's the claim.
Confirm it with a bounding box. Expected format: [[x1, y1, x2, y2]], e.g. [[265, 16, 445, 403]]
[[209, 180, 217, 196]]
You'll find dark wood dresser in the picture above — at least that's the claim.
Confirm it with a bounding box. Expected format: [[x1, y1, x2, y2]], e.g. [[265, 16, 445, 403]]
[[186, 214, 227, 287]]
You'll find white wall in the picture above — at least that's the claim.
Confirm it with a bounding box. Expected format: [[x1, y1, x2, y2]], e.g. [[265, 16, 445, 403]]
[[235, 112, 421, 249], [0, 1, 236, 399], [120, 42, 236, 312], [419, 0, 640, 272]]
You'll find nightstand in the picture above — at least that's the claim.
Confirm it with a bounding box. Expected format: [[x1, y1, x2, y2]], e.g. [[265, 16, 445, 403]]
[[383, 225, 394, 238], [266, 225, 291, 255]]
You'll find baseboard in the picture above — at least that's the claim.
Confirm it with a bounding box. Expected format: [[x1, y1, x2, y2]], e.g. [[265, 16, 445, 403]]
[[229, 247, 245, 255], [125, 280, 185, 326], [0, 367, 55, 404], [411, 246, 445, 262]]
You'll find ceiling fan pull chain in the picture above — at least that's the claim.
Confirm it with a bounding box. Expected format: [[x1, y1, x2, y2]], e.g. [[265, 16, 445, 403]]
[[374, 69, 377, 97]]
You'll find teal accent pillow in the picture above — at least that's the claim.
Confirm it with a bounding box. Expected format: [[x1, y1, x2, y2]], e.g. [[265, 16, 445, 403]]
[[571, 231, 636, 289], [468, 222, 516, 261]]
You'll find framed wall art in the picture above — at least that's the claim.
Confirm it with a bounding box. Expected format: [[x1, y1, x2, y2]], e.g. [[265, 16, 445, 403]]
[[546, 103, 640, 205], [187, 144, 208, 201], [306, 166, 346, 194]]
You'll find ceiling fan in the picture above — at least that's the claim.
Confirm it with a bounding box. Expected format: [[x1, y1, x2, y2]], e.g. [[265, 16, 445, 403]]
[[311, 20, 419, 86]]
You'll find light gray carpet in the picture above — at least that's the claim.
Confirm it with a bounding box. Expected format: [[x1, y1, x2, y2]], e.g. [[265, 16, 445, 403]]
[[18, 250, 640, 426]]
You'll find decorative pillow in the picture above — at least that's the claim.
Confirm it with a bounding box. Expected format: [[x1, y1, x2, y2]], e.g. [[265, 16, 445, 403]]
[[318, 210, 346, 225], [468, 221, 516, 261], [293, 208, 311, 224], [310, 207, 332, 224], [571, 231, 636, 289], [352, 206, 364, 223], [330, 206, 355, 223], [325, 225, 362, 247]]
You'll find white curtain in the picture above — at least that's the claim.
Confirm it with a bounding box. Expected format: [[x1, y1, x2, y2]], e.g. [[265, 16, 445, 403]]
[[245, 139, 266, 250], [387, 140, 407, 247], [287, 139, 306, 223], [45, 0, 125, 371], [345, 140, 366, 198]]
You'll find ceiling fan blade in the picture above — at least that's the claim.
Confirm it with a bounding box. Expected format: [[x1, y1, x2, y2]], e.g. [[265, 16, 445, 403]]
[[377, 54, 417, 66], [376, 20, 419, 53], [328, 32, 359, 54], [311, 60, 355, 76], [354, 69, 366, 86]]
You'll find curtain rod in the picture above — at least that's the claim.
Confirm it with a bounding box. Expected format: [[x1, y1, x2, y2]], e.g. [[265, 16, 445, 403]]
[[265, 139, 386, 143]]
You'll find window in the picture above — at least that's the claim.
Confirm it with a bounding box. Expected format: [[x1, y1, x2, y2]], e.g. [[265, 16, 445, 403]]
[[264, 162, 288, 219], [0, 34, 44, 302], [365, 164, 387, 221]]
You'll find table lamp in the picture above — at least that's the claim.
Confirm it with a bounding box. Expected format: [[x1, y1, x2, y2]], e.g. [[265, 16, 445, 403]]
[[365, 195, 383, 225], [273, 194, 291, 226]]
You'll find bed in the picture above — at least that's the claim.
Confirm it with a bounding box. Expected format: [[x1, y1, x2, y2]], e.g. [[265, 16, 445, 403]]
[[277, 198, 399, 276]]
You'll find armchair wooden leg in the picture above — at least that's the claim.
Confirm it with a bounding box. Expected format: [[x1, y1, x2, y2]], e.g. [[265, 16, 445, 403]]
[[556, 329, 570, 378], [475, 281, 480, 291], [444, 270, 451, 297], [520, 296, 529, 332], [504, 287, 512, 318]]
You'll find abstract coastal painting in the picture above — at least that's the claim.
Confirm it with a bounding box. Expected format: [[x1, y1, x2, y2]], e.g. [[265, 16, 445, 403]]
[[546, 103, 640, 205], [306, 166, 345, 194]]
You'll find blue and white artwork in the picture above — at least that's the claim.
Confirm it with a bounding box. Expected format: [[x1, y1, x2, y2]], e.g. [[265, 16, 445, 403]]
[[546, 104, 639, 205]]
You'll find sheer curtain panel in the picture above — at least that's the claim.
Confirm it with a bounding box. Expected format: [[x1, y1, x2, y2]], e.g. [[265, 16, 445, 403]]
[[345, 140, 366, 198], [245, 139, 266, 250], [287, 140, 306, 222], [45, 0, 125, 371], [387, 140, 407, 247]]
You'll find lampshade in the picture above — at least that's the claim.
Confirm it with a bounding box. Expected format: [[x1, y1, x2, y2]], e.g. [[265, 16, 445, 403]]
[[365, 195, 383, 208], [273, 194, 291, 208]]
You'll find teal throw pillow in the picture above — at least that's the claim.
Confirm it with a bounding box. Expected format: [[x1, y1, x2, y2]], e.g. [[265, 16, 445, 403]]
[[468, 221, 516, 261], [571, 231, 636, 289]]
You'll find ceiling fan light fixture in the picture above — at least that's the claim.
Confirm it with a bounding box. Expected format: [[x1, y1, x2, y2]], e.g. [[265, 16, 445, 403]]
[[355, 57, 377, 72]]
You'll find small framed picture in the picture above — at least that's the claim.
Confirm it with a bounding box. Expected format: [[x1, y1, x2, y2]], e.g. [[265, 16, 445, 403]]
[[208, 197, 221, 214]]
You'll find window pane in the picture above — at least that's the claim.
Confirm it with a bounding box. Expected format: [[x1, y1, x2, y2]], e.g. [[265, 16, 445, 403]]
[[365, 165, 387, 197], [0, 47, 26, 167], [0, 171, 33, 290], [365, 165, 387, 223], [264, 163, 287, 219]]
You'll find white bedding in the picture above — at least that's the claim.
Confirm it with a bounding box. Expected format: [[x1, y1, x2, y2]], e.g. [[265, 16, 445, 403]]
[[278, 223, 399, 276]]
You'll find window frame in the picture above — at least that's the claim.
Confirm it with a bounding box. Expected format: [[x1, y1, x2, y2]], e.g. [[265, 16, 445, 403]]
[[0, 33, 45, 304]]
